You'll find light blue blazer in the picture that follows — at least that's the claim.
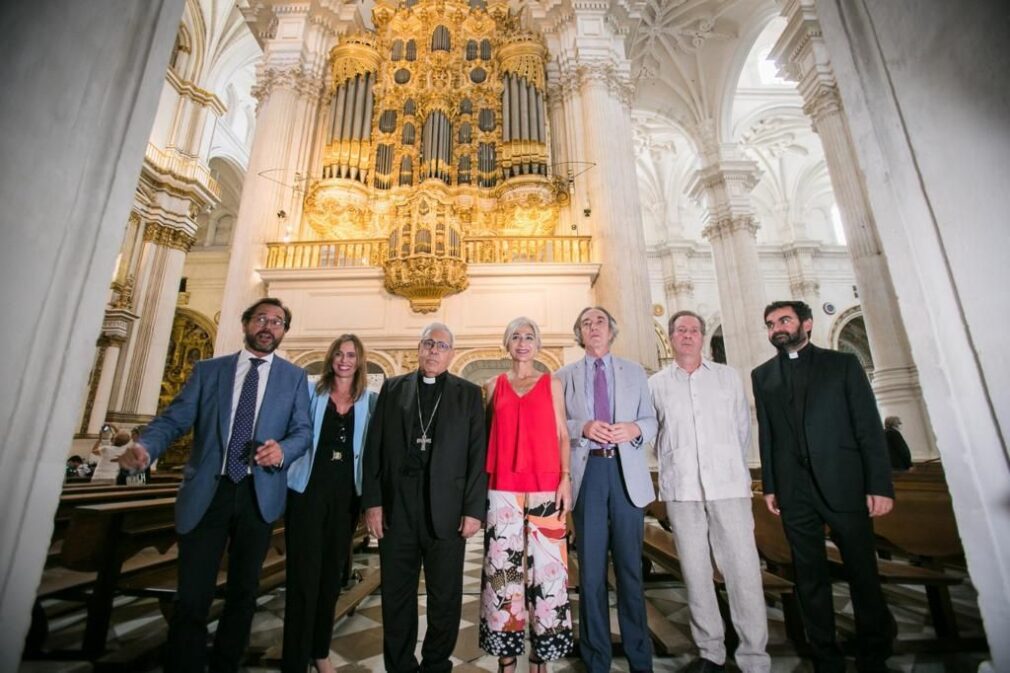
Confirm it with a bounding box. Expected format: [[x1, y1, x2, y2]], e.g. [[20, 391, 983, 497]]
[[556, 354, 658, 509], [140, 352, 312, 534], [287, 384, 377, 495]]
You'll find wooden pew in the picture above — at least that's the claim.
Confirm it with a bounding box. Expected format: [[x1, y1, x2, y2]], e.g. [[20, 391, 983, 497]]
[[51, 486, 178, 545], [59, 497, 179, 658], [641, 523, 806, 647], [750, 494, 968, 647]]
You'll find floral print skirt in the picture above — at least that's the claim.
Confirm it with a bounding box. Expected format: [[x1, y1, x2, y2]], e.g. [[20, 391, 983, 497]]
[[479, 490, 574, 660]]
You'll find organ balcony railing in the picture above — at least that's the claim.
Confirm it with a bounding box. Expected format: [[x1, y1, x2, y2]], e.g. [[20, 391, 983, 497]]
[[264, 236, 592, 271]]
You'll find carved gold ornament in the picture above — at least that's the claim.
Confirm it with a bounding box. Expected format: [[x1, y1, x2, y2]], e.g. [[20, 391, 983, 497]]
[[292, 0, 573, 312]]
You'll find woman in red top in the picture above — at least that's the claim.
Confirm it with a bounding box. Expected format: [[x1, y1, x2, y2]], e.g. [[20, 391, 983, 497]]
[[480, 317, 573, 673]]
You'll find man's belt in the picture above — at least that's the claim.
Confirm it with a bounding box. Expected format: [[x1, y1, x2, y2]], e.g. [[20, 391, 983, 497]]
[[588, 447, 617, 458]]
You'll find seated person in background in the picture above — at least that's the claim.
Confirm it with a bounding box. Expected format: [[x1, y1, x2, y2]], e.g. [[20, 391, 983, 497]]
[[91, 429, 132, 483], [65, 455, 89, 479]]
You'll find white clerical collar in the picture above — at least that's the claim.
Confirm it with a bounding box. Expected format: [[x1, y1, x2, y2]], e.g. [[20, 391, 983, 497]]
[[422, 375, 437, 384], [788, 351, 799, 360]]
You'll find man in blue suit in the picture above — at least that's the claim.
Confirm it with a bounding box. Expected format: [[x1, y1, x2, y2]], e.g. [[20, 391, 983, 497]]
[[556, 306, 658, 673], [121, 297, 312, 672]]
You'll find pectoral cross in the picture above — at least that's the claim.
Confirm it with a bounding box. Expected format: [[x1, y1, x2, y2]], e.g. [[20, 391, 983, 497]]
[[416, 434, 432, 451]]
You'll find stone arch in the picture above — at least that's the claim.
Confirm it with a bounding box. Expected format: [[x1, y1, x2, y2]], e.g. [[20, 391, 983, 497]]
[[654, 319, 672, 368], [365, 350, 398, 378], [451, 347, 562, 384], [830, 305, 874, 372]]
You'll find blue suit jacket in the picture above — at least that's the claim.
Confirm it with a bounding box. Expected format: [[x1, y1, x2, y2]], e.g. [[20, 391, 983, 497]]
[[140, 352, 312, 534], [287, 385, 377, 496]]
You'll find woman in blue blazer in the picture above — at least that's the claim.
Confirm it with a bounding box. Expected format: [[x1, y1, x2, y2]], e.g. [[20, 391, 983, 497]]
[[282, 334, 376, 673]]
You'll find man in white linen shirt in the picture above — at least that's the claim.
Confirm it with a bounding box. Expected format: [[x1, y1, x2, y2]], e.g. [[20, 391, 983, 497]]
[[649, 311, 769, 673]]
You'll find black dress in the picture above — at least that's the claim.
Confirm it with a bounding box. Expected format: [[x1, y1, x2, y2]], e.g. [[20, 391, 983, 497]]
[[282, 401, 358, 671]]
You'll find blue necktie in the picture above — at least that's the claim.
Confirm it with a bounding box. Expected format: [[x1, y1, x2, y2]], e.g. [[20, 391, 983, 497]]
[[226, 358, 265, 483]]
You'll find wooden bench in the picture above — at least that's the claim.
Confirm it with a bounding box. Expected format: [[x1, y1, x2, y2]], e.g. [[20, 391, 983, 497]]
[[750, 494, 972, 648], [58, 497, 179, 658], [641, 523, 806, 647]]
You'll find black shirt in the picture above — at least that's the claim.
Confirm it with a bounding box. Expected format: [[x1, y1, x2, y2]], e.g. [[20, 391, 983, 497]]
[[780, 344, 812, 464]]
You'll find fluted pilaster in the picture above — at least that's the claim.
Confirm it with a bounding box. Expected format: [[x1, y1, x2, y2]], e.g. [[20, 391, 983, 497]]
[[79, 311, 135, 436], [773, 0, 936, 458], [109, 220, 195, 421]]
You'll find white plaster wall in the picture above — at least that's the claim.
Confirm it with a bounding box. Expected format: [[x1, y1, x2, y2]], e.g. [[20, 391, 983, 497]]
[[815, 0, 1010, 664], [182, 249, 230, 323], [0, 0, 184, 664], [260, 265, 600, 359]]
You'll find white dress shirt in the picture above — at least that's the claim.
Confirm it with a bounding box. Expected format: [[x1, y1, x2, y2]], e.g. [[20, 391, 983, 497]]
[[649, 359, 752, 502], [221, 349, 275, 474]]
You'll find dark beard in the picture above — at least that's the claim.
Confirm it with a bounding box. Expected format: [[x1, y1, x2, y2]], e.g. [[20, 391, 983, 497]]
[[245, 331, 278, 354], [770, 329, 806, 352]]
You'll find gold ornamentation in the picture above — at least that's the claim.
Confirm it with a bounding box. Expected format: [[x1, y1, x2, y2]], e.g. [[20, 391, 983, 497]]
[[382, 187, 469, 312], [264, 235, 591, 269], [652, 303, 664, 317], [295, 0, 572, 308], [110, 275, 135, 310], [158, 308, 215, 467], [143, 221, 196, 252], [330, 34, 382, 86], [497, 37, 547, 90]]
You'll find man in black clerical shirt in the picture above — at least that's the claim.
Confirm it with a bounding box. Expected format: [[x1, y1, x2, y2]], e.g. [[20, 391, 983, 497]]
[[361, 322, 487, 673], [752, 300, 895, 673]]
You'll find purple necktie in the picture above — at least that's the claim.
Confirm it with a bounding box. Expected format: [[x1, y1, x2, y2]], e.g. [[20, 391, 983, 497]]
[[226, 358, 264, 483], [593, 358, 611, 424]]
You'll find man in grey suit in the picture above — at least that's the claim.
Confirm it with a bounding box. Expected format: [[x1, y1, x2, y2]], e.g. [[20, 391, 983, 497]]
[[556, 306, 658, 673], [121, 298, 312, 672]]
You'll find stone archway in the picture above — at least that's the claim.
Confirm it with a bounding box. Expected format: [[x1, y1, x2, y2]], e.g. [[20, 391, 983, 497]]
[[831, 306, 873, 373]]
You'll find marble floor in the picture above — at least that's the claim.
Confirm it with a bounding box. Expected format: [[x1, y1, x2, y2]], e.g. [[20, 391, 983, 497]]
[[29, 523, 990, 672]]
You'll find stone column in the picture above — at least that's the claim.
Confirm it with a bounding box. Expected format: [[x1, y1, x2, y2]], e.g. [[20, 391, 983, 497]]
[[538, 3, 657, 368], [689, 151, 772, 374], [79, 312, 135, 440], [108, 220, 195, 423], [659, 244, 696, 314], [215, 4, 340, 352], [573, 65, 657, 368], [0, 0, 182, 664], [773, 0, 937, 458], [783, 241, 822, 318]]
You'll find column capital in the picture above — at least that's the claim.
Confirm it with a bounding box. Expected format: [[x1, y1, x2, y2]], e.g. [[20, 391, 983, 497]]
[[574, 62, 634, 107], [143, 221, 196, 253], [252, 63, 326, 107], [789, 278, 821, 297], [771, 0, 843, 126], [689, 151, 762, 237], [664, 279, 695, 296], [701, 215, 760, 242]]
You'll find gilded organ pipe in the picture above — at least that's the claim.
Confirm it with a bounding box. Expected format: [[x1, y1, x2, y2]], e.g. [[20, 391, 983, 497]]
[[301, 0, 569, 310]]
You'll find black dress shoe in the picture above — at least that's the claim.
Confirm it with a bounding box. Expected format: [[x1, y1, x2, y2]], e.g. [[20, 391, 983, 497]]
[[680, 658, 725, 673]]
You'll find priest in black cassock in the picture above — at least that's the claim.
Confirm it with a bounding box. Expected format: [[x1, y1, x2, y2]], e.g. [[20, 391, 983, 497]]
[[361, 322, 487, 673]]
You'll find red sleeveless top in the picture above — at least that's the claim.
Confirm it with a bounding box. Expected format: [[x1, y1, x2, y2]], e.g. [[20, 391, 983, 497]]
[[485, 372, 561, 492]]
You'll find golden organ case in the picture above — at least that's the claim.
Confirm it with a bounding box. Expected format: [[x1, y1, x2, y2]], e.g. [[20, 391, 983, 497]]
[[301, 0, 568, 312]]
